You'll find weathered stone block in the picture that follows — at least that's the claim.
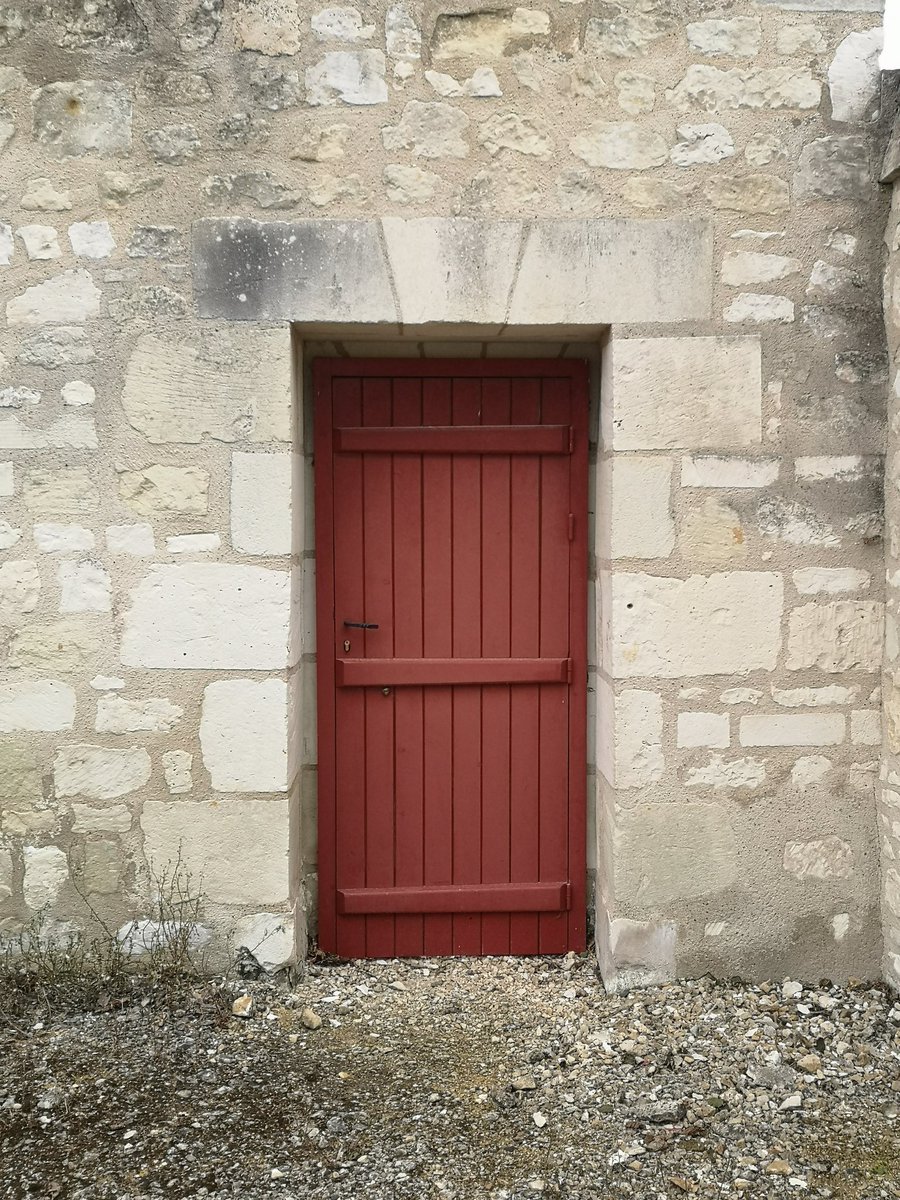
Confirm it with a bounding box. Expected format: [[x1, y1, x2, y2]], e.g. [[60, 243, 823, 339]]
[[677, 712, 730, 748], [615, 804, 738, 905], [95, 695, 183, 734], [0, 679, 75, 732], [602, 336, 761, 451], [599, 456, 674, 559], [828, 28, 882, 123], [669, 65, 821, 110], [787, 602, 883, 672], [382, 101, 469, 158], [0, 560, 40, 616], [231, 912, 295, 971], [162, 750, 192, 795], [58, 561, 111, 614], [32, 81, 132, 158], [82, 839, 122, 895], [794, 136, 872, 200], [141, 799, 289, 906], [231, 452, 293, 555], [23, 846, 68, 910], [200, 679, 288, 792], [306, 51, 387, 105], [118, 465, 209, 516], [24, 469, 98, 516], [71, 803, 132, 833], [6, 269, 100, 326], [121, 564, 290, 670], [570, 122, 668, 169], [9, 619, 100, 671], [55, 744, 151, 801], [739, 713, 845, 746], [606, 572, 783, 678], [597, 915, 676, 994], [432, 9, 549, 59], [681, 455, 778, 488], [122, 328, 291, 444], [235, 0, 302, 55], [783, 837, 854, 881]]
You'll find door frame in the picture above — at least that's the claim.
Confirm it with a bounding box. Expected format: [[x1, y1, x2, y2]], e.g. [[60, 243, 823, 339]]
[[312, 356, 590, 954]]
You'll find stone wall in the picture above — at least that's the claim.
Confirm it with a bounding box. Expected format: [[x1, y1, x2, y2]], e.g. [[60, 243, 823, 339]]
[[0, 0, 892, 982]]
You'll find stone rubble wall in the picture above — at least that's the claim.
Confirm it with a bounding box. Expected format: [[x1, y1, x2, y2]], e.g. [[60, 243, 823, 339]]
[[0, 0, 891, 982]]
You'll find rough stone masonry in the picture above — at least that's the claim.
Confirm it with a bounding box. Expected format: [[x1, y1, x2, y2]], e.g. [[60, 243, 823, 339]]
[[0, 0, 896, 990]]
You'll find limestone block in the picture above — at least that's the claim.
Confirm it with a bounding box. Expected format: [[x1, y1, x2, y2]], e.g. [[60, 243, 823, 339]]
[[291, 123, 350, 161], [794, 136, 871, 200], [0, 849, 12, 903], [0, 412, 98, 451], [668, 65, 821, 110], [23, 846, 68, 910], [670, 123, 734, 166], [166, 534, 221, 554], [141, 798, 290, 906], [679, 497, 746, 565], [0, 521, 20, 550], [68, 221, 115, 259], [615, 804, 738, 905], [58, 561, 112, 613], [828, 28, 882, 122], [95, 695, 183, 734], [786, 602, 883, 672], [678, 712, 730, 749], [231, 452, 293, 556], [772, 685, 858, 707], [425, 67, 501, 98], [597, 916, 676, 994], [739, 713, 845, 746], [791, 755, 832, 790], [71, 803, 132, 833], [54, 744, 151, 801], [235, 0, 303, 54], [724, 293, 795, 324], [162, 750, 193, 794], [17, 328, 95, 369], [597, 683, 664, 788], [200, 679, 288, 792], [783, 836, 854, 881], [479, 112, 550, 157], [382, 101, 469, 158], [796, 455, 879, 481], [850, 709, 880, 745], [232, 912, 295, 970], [432, 10, 549, 59], [0, 560, 40, 616], [583, 8, 673, 58], [681, 455, 778, 487], [119, 465, 209, 516], [312, 7, 375, 41], [121, 328, 291, 445], [614, 72, 655, 115], [308, 173, 368, 207], [121, 564, 290, 670], [703, 175, 790, 213], [603, 336, 760, 451], [600, 455, 674, 559], [9, 619, 100, 671], [192, 219, 396, 323], [0, 680, 75, 732], [0, 386, 40, 408], [384, 164, 440, 204], [34, 524, 95, 554], [571, 122, 667, 169], [6, 270, 100, 326], [607, 572, 782, 678], [24, 469, 98, 516], [686, 18, 761, 57], [722, 253, 801, 286], [106, 524, 156, 556], [306, 51, 387, 105], [20, 178, 73, 212], [508, 219, 712, 326], [777, 25, 825, 54], [17, 225, 61, 260], [382, 218, 521, 326], [32, 81, 132, 157], [757, 498, 838, 547], [82, 839, 122, 895], [0, 744, 42, 811], [248, 62, 303, 110], [0, 223, 12, 264], [145, 124, 200, 164], [386, 3, 421, 60]]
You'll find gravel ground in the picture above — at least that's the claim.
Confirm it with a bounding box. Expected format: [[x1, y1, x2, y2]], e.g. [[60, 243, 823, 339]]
[[2, 954, 900, 1199]]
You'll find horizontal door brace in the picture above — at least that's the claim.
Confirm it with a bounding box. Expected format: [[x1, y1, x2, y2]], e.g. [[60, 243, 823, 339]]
[[335, 425, 571, 455], [337, 657, 571, 687], [337, 882, 571, 915]]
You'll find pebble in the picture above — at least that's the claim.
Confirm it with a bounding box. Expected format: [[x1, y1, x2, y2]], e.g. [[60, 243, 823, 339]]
[[301, 1006, 322, 1030], [231, 994, 253, 1019]]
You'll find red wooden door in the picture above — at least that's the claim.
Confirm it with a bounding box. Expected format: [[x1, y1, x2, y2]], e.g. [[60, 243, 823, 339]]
[[314, 359, 588, 958]]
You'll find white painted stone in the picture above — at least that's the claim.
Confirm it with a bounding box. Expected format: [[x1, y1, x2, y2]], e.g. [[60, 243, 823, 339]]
[[23, 846, 68, 910], [0, 680, 75, 732], [684, 755, 766, 789], [0, 224, 12, 265], [141, 798, 289, 906], [795, 455, 878, 481], [119, 465, 209, 516], [61, 380, 95, 406], [58, 561, 111, 613], [0, 560, 40, 616], [311, 7, 375, 41], [95, 695, 183, 734], [232, 912, 295, 970], [791, 755, 833, 790], [121, 564, 290, 670], [686, 17, 761, 57], [601, 456, 674, 559], [720, 687, 763, 704], [200, 679, 289, 793], [740, 713, 845, 746], [828, 28, 882, 122], [571, 122, 668, 170], [231, 453, 293, 556], [162, 749, 193, 795], [721, 252, 802, 286], [787, 602, 883, 672], [68, 221, 115, 259], [670, 123, 735, 166], [606, 572, 783, 678], [723, 293, 795, 324], [306, 50, 387, 105], [71, 803, 132, 832], [17, 225, 61, 260], [783, 836, 854, 881], [772, 685, 859, 707], [121, 329, 291, 445], [0, 413, 97, 451], [677, 712, 730, 748], [54, 744, 151, 801], [34, 524, 95, 554], [851, 709, 880, 745], [166, 533, 221, 554], [6, 270, 100, 326], [0, 462, 13, 495], [681, 456, 778, 488], [604, 337, 761, 451], [105, 524, 155, 556]]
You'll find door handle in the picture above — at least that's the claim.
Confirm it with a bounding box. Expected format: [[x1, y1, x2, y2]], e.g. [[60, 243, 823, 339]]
[[343, 620, 379, 629]]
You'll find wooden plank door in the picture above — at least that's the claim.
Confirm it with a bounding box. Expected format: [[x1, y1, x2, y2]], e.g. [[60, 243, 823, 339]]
[[314, 359, 589, 958]]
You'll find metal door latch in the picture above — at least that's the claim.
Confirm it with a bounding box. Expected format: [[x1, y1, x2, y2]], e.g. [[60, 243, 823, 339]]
[[343, 620, 379, 629]]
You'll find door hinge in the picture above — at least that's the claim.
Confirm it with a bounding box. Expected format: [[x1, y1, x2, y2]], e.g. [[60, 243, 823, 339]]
[[568, 513, 575, 541]]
